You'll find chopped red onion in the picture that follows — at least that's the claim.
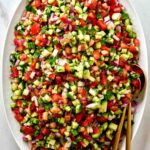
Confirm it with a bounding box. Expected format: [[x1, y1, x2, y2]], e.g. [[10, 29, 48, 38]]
[[70, 7, 75, 13]]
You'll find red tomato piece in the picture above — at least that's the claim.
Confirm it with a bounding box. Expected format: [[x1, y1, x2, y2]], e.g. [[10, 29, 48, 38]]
[[15, 113, 24, 122], [82, 115, 95, 127], [119, 57, 126, 67], [132, 79, 140, 89], [30, 23, 41, 35], [24, 71, 31, 81], [30, 59, 37, 70], [76, 108, 85, 123], [41, 128, 50, 135], [55, 75, 62, 84], [98, 116, 108, 123], [20, 54, 28, 61], [129, 45, 137, 53], [22, 126, 35, 135], [11, 67, 19, 78], [85, 0, 97, 10], [35, 0, 41, 8], [51, 94, 62, 102], [78, 88, 87, 97], [97, 20, 107, 30], [88, 12, 96, 20], [49, 73, 56, 80], [79, 19, 86, 27], [93, 126, 100, 134], [134, 38, 140, 47], [100, 71, 107, 86], [60, 14, 68, 23], [90, 80, 98, 88], [93, 50, 101, 60], [36, 134, 43, 140], [64, 64, 71, 72], [113, 6, 122, 13]]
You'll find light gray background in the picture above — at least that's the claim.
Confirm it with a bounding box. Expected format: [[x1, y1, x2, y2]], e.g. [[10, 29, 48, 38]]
[[0, 0, 149, 149]]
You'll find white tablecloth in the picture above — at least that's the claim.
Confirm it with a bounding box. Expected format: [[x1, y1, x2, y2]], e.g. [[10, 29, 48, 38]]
[[0, 0, 149, 149]]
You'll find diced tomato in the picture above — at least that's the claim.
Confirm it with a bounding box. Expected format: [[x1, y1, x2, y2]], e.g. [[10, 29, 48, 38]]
[[52, 1, 58, 6], [36, 134, 43, 140], [100, 71, 107, 86], [55, 76, 62, 84], [22, 126, 35, 135], [60, 128, 66, 134], [102, 3, 109, 10], [71, 21, 76, 30], [49, 73, 56, 80], [30, 23, 41, 35], [51, 94, 62, 102], [119, 57, 126, 67], [64, 64, 71, 72], [122, 68, 128, 80], [16, 100, 22, 107], [113, 76, 120, 84], [24, 71, 31, 81], [88, 12, 96, 20], [90, 80, 98, 88], [36, 70, 42, 77], [67, 74, 75, 82], [132, 79, 140, 89], [109, 0, 117, 5], [85, 0, 97, 10], [15, 113, 24, 122], [93, 50, 100, 60], [65, 46, 71, 55], [30, 102, 36, 111], [13, 107, 20, 114], [129, 45, 137, 53], [134, 38, 140, 47], [97, 20, 107, 30], [20, 54, 28, 61], [30, 59, 37, 70], [60, 14, 68, 23], [79, 19, 86, 27], [78, 44, 86, 51], [101, 46, 110, 51], [41, 128, 50, 135], [76, 108, 85, 123], [120, 42, 128, 49], [113, 6, 122, 13], [35, 0, 41, 8], [107, 101, 115, 109], [78, 88, 87, 97], [11, 67, 19, 78], [93, 126, 100, 134], [82, 115, 95, 127], [98, 116, 108, 123]]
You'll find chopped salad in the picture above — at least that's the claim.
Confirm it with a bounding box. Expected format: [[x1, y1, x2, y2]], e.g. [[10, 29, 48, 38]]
[[10, 0, 141, 149]]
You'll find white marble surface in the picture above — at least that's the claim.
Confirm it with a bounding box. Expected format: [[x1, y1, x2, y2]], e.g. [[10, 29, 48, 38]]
[[0, 0, 149, 149]]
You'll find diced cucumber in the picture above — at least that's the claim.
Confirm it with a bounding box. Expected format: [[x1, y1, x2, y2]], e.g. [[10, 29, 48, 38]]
[[109, 123, 118, 131], [99, 101, 107, 113], [72, 121, 79, 129], [89, 89, 97, 96], [67, 92, 74, 100], [106, 129, 113, 140], [55, 65, 65, 73], [23, 89, 29, 96], [75, 104, 82, 114]]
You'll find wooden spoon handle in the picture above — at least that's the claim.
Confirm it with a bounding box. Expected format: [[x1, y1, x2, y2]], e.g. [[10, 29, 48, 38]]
[[126, 102, 132, 150], [113, 107, 127, 150]]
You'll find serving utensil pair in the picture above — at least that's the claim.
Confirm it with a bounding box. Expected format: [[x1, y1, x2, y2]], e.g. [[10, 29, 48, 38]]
[[113, 65, 145, 150]]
